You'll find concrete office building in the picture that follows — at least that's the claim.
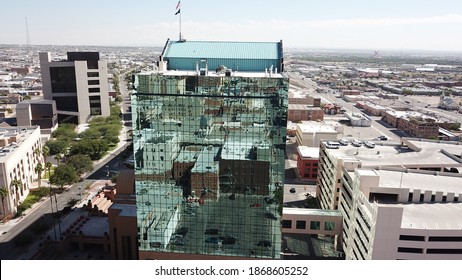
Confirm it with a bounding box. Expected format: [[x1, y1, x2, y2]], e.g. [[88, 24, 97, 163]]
[[16, 99, 58, 135], [132, 39, 288, 259], [39, 52, 110, 124], [288, 104, 324, 123], [295, 121, 338, 147], [341, 167, 462, 260], [0, 126, 44, 221], [296, 146, 319, 181], [108, 170, 138, 260], [317, 138, 462, 259]]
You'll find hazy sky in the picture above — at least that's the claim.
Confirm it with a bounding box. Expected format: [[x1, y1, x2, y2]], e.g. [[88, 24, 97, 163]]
[[2, 0, 462, 51]]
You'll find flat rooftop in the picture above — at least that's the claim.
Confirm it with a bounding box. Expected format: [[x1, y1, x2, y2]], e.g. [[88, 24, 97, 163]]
[[191, 146, 220, 173], [288, 104, 321, 110], [298, 122, 337, 134], [0, 126, 39, 162], [110, 204, 137, 217], [380, 203, 462, 230], [324, 139, 462, 168], [373, 169, 462, 195], [385, 109, 438, 122], [297, 146, 320, 159]]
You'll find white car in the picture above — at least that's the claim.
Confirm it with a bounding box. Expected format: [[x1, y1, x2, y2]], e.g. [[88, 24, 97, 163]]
[[351, 140, 362, 147], [325, 141, 340, 149], [339, 139, 349, 146], [364, 141, 376, 148]]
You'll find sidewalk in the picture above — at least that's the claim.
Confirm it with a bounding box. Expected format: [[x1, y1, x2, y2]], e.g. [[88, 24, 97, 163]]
[[0, 179, 112, 259], [0, 117, 130, 246]]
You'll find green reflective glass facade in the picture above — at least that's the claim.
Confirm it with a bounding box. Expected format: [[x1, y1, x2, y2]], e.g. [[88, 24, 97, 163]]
[[133, 72, 288, 259]]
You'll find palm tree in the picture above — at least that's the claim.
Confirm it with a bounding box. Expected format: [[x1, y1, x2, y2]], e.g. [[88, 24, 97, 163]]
[[33, 147, 41, 160], [0, 186, 8, 222], [41, 145, 50, 163], [10, 179, 22, 198], [55, 154, 62, 166], [35, 163, 44, 188], [45, 162, 53, 179]]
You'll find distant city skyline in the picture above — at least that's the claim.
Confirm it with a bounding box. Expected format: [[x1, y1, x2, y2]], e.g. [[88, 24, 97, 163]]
[[1, 0, 462, 52]]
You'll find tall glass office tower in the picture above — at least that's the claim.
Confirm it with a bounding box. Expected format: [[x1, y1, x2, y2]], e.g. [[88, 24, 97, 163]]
[[132, 40, 288, 259]]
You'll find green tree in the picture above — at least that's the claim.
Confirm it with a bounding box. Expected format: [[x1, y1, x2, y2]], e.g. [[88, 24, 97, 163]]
[[78, 128, 102, 140], [0, 186, 8, 222], [273, 185, 283, 215], [55, 153, 62, 166], [114, 95, 123, 103], [66, 154, 94, 176], [10, 179, 22, 196], [70, 139, 109, 160], [45, 139, 69, 156], [33, 147, 41, 160], [41, 145, 50, 161], [49, 164, 79, 190], [304, 193, 318, 208], [45, 162, 53, 179], [51, 123, 77, 141], [35, 163, 44, 188]]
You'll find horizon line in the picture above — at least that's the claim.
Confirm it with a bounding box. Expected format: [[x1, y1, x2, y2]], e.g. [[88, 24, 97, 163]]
[[1, 42, 462, 55]]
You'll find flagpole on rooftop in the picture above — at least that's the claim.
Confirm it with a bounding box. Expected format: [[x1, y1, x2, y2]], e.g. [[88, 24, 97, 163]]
[[175, 1, 182, 41]]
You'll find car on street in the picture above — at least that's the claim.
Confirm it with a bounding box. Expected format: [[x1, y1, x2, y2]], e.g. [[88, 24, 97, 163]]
[[377, 135, 388, 141], [290, 187, 296, 193]]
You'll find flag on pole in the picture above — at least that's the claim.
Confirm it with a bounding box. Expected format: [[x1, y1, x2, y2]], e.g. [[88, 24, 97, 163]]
[[175, 1, 181, 15]]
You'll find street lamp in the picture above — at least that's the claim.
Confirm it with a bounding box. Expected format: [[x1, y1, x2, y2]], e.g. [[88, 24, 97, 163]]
[[48, 181, 57, 241], [78, 186, 82, 200], [54, 192, 62, 240]]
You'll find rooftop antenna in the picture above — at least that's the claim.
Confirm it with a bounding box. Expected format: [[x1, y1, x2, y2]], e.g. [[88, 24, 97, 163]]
[[25, 17, 32, 65]]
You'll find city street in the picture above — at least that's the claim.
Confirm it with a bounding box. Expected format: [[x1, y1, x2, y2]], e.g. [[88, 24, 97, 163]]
[[288, 73, 405, 142]]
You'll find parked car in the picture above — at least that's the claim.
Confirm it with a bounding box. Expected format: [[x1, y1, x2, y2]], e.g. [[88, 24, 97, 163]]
[[170, 235, 185, 246], [205, 236, 222, 244], [351, 140, 362, 147], [339, 139, 349, 146], [265, 212, 278, 220], [364, 141, 376, 148], [325, 141, 340, 149], [257, 240, 272, 248], [204, 228, 220, 235], [175, 226, 188, 236], [264, 196, 275, 204], [290, 188, 296, 193], [220, 235, 237, 245], [377, 135, 388, 141]]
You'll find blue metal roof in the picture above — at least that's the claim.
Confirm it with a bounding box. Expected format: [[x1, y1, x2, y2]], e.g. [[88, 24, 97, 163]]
[[162, 40, 283, 72], [164, 40, 281, 60]]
